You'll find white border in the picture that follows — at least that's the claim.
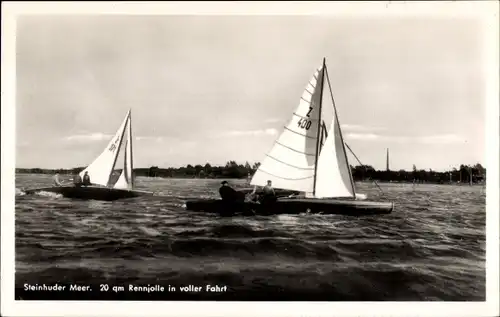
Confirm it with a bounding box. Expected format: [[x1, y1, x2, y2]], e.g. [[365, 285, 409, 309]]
[[2, 1, 499, 317]]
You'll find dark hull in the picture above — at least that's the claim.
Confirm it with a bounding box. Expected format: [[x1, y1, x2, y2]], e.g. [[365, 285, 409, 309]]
[[23, 186, 154, 201], [185, 198, 394, 217]]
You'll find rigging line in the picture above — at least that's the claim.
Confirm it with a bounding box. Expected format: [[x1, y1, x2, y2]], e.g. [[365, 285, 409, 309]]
[[344, 142, 385, 195]]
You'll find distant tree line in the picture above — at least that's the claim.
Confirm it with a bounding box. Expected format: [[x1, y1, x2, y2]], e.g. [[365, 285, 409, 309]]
[[350, 163, 485, 184], [15, 162, 486, 184]]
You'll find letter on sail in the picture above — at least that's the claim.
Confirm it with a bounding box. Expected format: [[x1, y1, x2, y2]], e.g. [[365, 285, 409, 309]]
[[250, 64, 325, 193]]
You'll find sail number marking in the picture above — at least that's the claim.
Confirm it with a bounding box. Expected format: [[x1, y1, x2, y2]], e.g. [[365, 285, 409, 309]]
[[306, 107, 313, 117], [297, 107, 313, 130], [108, 137, 120, 153], [297, 118, 312, 130]]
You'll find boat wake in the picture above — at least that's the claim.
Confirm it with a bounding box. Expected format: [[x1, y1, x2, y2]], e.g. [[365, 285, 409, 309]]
[[34, 191, 63, 199], [355, 193, 368, 200], [16, 187, 63, 199]]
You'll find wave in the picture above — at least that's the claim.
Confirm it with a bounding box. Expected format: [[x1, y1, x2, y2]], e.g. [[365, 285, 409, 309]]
[[14, 176, 486, 301]]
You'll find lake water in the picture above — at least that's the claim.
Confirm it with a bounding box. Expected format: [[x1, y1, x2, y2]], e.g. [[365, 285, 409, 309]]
[[14, 174, 486, 301]]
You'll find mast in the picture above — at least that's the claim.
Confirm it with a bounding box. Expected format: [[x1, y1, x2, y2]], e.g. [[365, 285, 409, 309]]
[[325, 63, 356, 196], [129, 109, 134, 188], [312, 57, 326, 196]]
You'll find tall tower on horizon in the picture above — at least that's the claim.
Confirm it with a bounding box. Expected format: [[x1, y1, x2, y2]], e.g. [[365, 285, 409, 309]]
[[386, 148, 390, 171]]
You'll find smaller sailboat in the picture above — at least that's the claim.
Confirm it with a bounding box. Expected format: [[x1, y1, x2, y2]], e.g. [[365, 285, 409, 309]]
[[186, 58, 394, 216], [24, 109, 154, 201]]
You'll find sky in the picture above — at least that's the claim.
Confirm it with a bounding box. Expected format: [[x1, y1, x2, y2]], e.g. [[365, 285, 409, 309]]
[[15, 15, 486, 171]]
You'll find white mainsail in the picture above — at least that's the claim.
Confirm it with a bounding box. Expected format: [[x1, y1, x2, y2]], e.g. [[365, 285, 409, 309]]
[[79, 110, 131, 188], [114, 113, 134, 190], [250, 63, 325, 193], [251, 59, 362, 199]]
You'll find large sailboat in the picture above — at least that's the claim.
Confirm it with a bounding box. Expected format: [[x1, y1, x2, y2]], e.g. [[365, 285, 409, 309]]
[[25, 109, 154, 201], [186, 58, 394, 216]]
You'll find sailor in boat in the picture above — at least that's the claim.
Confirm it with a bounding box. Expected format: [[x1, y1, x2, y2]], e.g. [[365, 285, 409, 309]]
[[250, 180, 277, 204], [82, 171, 92, 187], [73, 172, 83, 187], [53, 173, 63, 187], [219, 181, 245, 203]]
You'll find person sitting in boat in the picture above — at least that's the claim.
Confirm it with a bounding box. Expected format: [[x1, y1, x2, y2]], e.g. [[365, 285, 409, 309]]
[[53, 173, 63, 187], [251, 180, 277, 204], [219, 181, 245, 203], [82, 171, 91, 186], [73, 173, 83, 187], [261, 180, 277, 204]]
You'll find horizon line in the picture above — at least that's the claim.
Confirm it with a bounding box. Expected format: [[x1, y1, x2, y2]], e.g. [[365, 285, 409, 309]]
[[15, 162, 486, 173]]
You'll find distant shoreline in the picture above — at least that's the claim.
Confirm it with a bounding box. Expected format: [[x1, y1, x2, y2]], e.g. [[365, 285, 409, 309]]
[[15, 163, 486, 186]]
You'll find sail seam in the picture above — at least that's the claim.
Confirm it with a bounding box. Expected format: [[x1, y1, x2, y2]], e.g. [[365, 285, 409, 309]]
[[304, 88, 314, 95], [275, 141, 316, 156], [258, 169, 314, 181], [283, 126, 316, 139], [266, 154, 315, 170], [293, 113, 319, 121], [300, 97, 311, 104]]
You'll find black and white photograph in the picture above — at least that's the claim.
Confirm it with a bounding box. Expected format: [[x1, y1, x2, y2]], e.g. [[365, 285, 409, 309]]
[[2, 1, 499, 317]]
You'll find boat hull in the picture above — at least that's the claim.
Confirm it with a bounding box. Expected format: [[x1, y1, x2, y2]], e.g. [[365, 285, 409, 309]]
[[185, 197, 394, 216], [23, 185, 154, 201]]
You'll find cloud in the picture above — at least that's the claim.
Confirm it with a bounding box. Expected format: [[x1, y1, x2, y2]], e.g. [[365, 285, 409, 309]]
[[135, 136, 164, 142], [264, 118, 282, 123], [341, 124, 387, 132], [225, 128, 278, 137], [63, 133, 113, 142], [344, 132, 465, 144], [418, 134, 464, 144], [345, 133, 381, 140]]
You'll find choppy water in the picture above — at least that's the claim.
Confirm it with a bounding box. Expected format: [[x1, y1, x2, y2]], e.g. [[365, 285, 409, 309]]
[[15, 174, 486, 301]]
